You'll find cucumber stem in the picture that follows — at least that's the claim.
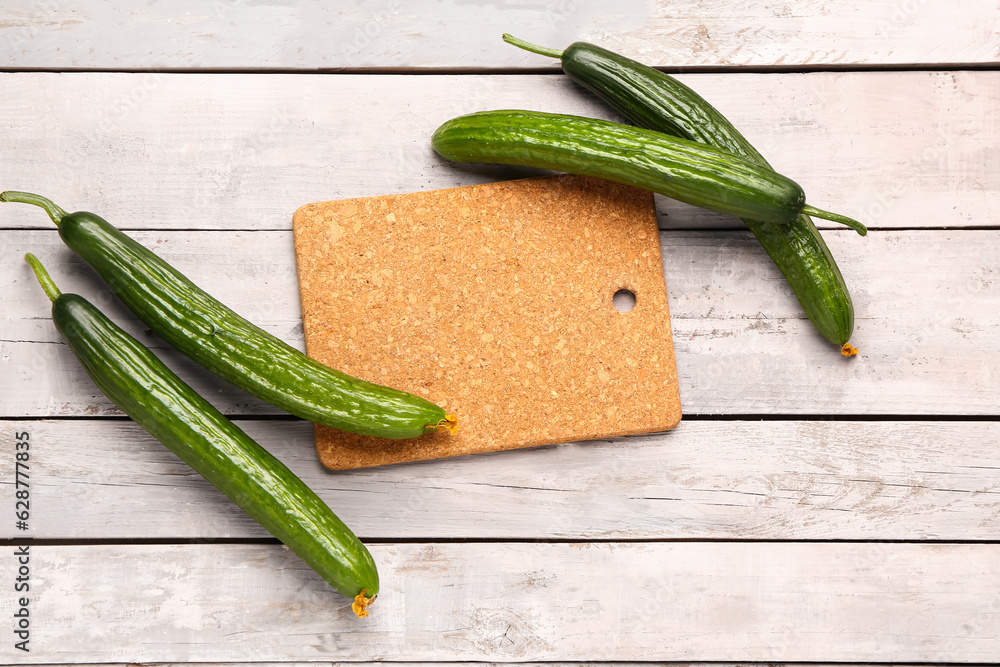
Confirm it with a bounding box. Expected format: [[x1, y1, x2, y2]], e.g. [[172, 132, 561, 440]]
[[1, 191, 68, 225], [801, 204, 867, 236], [502, 33, 564, 59], [24, 253, 62, 302]]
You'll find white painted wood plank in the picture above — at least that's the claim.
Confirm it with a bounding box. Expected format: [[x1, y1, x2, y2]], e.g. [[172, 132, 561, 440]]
[[0, 71, 996, 232], [14, 665, 939, 667], [1, 542, 998, 663], [14, 665, 917, 667], [4, 419, 1000, 541], [4, 228, 998, 416], [668, 228, 1000, 415], [2, 1, 998, 69]]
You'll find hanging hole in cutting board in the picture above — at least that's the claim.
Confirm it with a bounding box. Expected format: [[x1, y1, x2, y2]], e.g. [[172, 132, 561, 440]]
[[613, 288, 636, 313]]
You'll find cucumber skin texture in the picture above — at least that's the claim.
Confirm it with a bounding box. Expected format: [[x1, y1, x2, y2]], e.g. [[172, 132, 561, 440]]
[[560, 42, 854, 346], [49, 292, 379, 600], [58, 212, 449, 439], [432, 110, 808, 225]]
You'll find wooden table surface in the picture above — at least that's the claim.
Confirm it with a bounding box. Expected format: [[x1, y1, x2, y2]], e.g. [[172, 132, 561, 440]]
[[2, 2, 999, 664]]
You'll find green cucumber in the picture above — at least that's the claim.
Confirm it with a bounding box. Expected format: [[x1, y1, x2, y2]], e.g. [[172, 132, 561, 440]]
[[432, 110, 867, 233], [3, 191, 458, 438], [24, 253, 379, 617], [503, 34, 860, 353]]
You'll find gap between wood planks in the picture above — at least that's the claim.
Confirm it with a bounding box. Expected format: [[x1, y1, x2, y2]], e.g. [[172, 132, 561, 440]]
[[4, 414, 1000, 422], [1, 63, 1000, 74], [6, 536, 1000, 546], [4, 225, 1000, 234]]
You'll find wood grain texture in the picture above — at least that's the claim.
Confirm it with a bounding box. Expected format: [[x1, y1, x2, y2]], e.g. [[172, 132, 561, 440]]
[[4, 419, 1000, 541], [4, 228, 998, 416], [1, 1, 998, 69], [2, 542, 999, 663], [2, 7, 996, 667], [0, 71, 996, 233]]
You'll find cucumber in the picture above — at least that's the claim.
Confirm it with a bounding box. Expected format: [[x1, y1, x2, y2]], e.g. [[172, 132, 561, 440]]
[[503, 34, 860, 353], [24, 253, 379, 617], [2, 191, 458, 438], [432, 110, 866, 232]]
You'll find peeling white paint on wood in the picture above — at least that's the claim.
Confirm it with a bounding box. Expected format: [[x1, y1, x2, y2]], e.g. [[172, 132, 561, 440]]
[[0, 72, 996, 232], [1, 542, 999, 663], [1, 0, 998, 69], [3, 419, 1000, 541]]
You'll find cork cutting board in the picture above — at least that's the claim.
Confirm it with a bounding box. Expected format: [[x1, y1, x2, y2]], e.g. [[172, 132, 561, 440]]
[[292, 174, 680, 470]]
